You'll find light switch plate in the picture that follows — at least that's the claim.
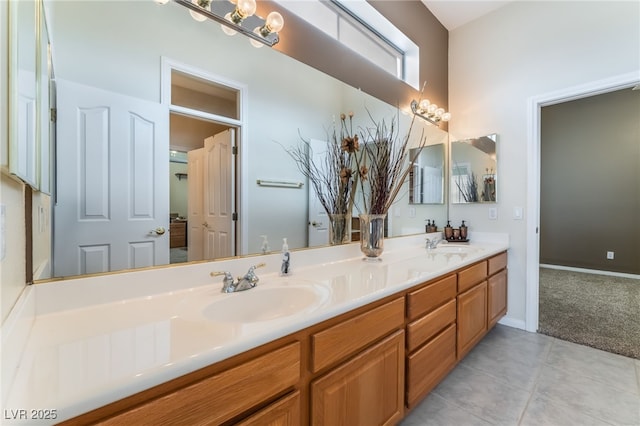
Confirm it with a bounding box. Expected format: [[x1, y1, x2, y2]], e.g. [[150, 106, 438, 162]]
[[488, 207, 498, 220], [513, 206, 523, 220]]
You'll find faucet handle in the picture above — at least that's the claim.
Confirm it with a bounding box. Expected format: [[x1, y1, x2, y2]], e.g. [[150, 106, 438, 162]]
[[249, 262, 266, 271], [210, 270, 232, 278]]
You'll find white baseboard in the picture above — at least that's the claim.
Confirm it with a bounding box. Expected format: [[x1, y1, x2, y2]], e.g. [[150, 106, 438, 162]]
[[540, 264, 640, 280], [498, 315, 527, 331]]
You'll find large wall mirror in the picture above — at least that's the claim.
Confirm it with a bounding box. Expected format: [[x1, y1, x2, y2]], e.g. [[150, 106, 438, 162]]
[[31, 0, 449, 281], [451, 134, 497, 204]]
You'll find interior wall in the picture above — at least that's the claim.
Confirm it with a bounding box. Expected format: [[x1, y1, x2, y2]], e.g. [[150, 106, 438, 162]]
[[448, 1, 640, 327], [540, 88, 640, 275]]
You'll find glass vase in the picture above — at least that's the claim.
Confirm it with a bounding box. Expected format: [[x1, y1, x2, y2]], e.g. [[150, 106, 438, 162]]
[[359, 213, 386, 259], [328, 214, 351, 245]]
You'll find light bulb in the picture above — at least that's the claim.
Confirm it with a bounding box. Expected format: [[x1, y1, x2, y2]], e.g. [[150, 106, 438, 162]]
[[154, 0, 169, 4], [189, 0, 209, 22], [435, 108, 445, 117], [237, 0, 256, 17], [250, 28, 265, 48], [228, 0, 237, 4], [418, 99, 430, 111], [221, 13, 237, 36], [265, 11, 284, 33], [427, 104, 438, 114], [442, 112, 452, 122]]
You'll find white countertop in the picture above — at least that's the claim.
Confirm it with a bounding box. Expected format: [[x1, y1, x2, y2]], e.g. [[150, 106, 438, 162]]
[[1, 233, 508, 424]]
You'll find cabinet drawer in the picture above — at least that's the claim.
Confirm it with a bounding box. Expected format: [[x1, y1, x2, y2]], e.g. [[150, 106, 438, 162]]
[[237, 391, 301, 426], [406, 274, 456, 320], [312, 298, 404, 373], [457, 261, 487, 293], [406, 324, 456, 408], [406, 299, 456, 352], [488, 252, 507, 276], [100, 342, 300, 425]]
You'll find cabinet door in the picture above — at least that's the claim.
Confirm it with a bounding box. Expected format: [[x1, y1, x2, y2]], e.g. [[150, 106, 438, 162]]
[[488, 269, 507, 328], [457, 281, 488, 359], [311, 330, 404, 426], [237, 391, 301, 426]]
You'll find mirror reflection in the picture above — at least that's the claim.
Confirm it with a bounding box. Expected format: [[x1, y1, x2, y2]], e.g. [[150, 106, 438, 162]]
[[451, 134, 497, 203], [408, 144, 445, 205], [37, 0, 449, 280]]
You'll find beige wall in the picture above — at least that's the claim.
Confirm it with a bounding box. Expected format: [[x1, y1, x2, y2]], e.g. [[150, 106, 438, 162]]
[[540, 88, 640, 274]]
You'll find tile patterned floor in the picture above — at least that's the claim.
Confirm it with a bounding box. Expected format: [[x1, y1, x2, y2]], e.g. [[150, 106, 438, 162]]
[[400, 325, 640, 426]]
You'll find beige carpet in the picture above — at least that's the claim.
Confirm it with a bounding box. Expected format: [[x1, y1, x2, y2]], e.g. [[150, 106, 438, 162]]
[[538, 267, 640, 360]]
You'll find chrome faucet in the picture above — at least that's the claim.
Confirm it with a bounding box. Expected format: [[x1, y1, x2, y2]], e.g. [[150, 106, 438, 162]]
[[426, 237, 445, 250], [210, 263, 266, 293]]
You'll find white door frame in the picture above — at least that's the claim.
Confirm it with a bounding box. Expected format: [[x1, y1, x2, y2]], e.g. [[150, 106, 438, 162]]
[[160, 57, 249, 255], [525, 71, 639, 332]]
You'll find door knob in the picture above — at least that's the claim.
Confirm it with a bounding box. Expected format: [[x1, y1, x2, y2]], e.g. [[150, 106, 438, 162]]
[[311, 221, 323, 227], [151, 226, 166, 235]]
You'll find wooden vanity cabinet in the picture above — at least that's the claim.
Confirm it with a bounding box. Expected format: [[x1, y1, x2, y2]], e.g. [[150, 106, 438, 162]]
[[65, 252, 508, 426]]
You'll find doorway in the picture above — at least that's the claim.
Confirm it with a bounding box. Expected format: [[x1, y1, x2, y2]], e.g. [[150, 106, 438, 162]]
[[163, 59, 244, 262], [525, 72, 640, 333]]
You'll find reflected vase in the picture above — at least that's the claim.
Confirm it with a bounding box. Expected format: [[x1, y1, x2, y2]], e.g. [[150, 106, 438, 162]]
[[328, 214, 351, 245], [359, 213, 386, 259]]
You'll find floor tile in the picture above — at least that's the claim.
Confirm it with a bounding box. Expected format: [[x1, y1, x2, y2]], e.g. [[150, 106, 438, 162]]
[[545, 338, 639, 395], [432, 364, 531, 425], [520, 393, 613, 426], [399, 393, 493, 426], [534, 363, 640, 426]]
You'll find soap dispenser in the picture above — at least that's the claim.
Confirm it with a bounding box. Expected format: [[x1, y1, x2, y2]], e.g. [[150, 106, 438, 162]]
[[444, 221, 453, 240], [425, 219, 431, 233], [260, 235, 270, 254], [280, 238, 291, 276], [460, 220, 468, 240]]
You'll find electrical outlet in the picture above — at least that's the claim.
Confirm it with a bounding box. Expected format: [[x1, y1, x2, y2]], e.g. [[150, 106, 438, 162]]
[[606, 251, 614, 260], [408, 207, 416, 218], [488, 207, 498, 220]]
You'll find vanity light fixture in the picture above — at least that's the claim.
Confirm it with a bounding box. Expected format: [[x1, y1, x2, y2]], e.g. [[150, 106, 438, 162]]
[[160, 0, 284, 47], [410, 99, 451, 126]]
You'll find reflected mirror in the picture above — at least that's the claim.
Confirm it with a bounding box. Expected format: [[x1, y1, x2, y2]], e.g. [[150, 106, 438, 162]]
[[408, 143, 445, 205], [34, 0, 449, 280], [451, 134, 497, 203]]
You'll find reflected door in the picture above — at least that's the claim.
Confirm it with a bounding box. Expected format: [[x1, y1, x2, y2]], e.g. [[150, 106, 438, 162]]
[[54, 80, 169, 276], [203, 130, 234, 259]]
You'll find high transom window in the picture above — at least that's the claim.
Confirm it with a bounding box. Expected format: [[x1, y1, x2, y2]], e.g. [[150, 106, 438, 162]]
[[276, 0, 419, 89]]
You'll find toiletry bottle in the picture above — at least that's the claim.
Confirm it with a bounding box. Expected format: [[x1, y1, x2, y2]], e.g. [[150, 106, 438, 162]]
[[431, 220, 437, 232], [280, 238, 291, 276], [444, 221, 453, 240], [460, 220, 468, 240], [425, 219, 431, 233], [260, 235, 270, 254]]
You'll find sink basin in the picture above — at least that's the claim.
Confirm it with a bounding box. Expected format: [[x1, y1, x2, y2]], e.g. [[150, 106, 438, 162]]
[[202, 285, 327, 323]]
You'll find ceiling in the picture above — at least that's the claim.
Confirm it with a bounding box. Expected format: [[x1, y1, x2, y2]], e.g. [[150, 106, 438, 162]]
[[421, 0, 514, 30]]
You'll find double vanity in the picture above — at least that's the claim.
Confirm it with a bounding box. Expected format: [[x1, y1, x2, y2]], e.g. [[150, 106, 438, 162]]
[[3, 233, 508, 425]]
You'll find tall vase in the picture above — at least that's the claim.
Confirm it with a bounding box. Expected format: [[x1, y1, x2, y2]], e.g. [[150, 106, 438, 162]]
[[359, 213, 386, 259], [328, 214, 351, 245]]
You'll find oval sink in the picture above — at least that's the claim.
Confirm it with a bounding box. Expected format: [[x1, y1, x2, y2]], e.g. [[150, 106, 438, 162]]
[[203, 286, 327, 323]]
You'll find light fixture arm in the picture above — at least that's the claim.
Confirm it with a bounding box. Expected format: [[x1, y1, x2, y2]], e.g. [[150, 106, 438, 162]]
[[172, 0, 281, 47]]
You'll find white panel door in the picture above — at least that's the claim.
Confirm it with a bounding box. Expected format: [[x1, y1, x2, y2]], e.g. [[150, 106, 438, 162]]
[[308, 138, 330, 247], [54, 79, 169, 276], [203, 130, 234, 259], [187, 148, 204, 262]]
